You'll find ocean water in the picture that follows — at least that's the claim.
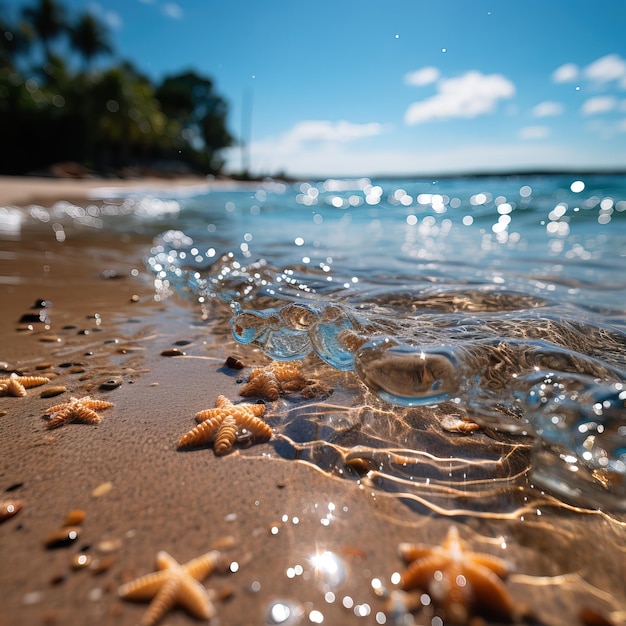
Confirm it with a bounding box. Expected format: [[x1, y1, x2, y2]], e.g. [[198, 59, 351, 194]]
[[141, 173, 626, 513], [5, 173, 625, 516]]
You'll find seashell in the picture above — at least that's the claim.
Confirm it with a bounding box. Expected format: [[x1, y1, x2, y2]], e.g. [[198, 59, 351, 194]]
[[160, 348, 185, 357], [0, 500, 24, 522], [40, 386, 67, 399], [225, 356, 245, 370], [63, 509, 86, 526], [45, 525, 81, 549]]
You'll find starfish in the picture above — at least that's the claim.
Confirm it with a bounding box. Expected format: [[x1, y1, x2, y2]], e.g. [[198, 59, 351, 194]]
[[118, 549, 224, 626], [43, 396, 114, 429], [240, 360, 307, 400], [178, 394, 271, 455], [0, 373, 50, 397], [397, 525, 516, 624]]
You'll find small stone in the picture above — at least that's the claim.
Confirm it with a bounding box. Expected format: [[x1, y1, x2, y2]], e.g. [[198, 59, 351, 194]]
[[160, 348, 185, 357], [45, 526, 81, 549], [99, 378, 122, 391], [63, 509, 86, 526], [39, 335, 61, 343], [40, 386, 67, 399], [91, 481, 113, 498], [130, 294, 140, 303], [72, 553, 92, 570], [225, 356, 245, 370]]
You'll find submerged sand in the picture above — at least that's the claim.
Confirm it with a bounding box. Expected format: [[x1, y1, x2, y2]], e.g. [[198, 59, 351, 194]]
[[1, 177, 625, 626]]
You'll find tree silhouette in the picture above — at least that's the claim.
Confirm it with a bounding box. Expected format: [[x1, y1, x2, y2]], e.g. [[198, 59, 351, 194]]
[[21, 0, 66, 61], [69, 11, 112, 72], [155, 70, 234, 171], [1, 0, 235, 176]]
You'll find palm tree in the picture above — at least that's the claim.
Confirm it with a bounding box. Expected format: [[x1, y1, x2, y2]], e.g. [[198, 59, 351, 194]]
[[69, 11, 112, 73], [21, 0, 66, 61]]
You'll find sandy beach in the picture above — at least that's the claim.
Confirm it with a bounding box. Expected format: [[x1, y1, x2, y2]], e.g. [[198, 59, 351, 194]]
[[1, 176, 625, 626]]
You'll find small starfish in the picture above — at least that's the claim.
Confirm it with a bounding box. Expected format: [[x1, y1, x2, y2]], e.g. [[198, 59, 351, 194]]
[[178, 395, 271, 455], [0, 373, 50, 397], [397, 525, 516, 624], [240, 360, 307, 400], [118, 549, 224, 626], [43, 396, 113, 429]]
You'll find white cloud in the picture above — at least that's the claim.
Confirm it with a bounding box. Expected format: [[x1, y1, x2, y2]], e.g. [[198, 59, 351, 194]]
[[404, 66, 440, 86], [519, 125, 550, 140], [584, 53, 626, 84], [162, 2, 183, 19], [552, 62, 579, 83], [532, 101, 564, 117], [87, 3, 122, 29], [232, 120, 384, 173], [404, 71, 515, 125], [285, 120, 383, 145], [582, 96, 617, 115]]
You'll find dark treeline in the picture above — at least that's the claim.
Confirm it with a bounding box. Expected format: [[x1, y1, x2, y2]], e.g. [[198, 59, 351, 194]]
[[0, 0, 234, 177]]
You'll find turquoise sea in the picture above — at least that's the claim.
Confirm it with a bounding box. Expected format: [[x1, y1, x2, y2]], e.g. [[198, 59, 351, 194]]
[[4, 172, 625, 512], [136, 172, 626, 512]]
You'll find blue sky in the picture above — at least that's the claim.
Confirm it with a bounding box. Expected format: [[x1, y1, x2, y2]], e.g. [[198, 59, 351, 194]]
[[12, 0, 626, 177]]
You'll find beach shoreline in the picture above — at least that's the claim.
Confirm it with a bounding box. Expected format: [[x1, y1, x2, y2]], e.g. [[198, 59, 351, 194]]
[[1, 177, 625, 626]]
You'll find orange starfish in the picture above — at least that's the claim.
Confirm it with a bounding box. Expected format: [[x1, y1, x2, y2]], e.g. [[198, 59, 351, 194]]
[[118, 549, 225, 626], [397, 525, 516, 624], [0, 373, 50, 397], [178, 395, 271, 455], [43, 396, 114, 429], [240, 361, 307, 400]]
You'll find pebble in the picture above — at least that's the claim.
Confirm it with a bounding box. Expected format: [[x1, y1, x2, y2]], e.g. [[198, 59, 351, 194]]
[[35, 362, 54, 370], [225, 356, 245, 370], [97, 538, 122, 553], [72, 553, 92, 570], [91, 482, 113, 498], [40, 386, 67, 399], [160, 348, 185, 357], [99, 378, 122, 391], [44, 526, 81, 549], [0, 500, 24, 521], [63, 509, 86, 526], [39, 335, 61, 343]]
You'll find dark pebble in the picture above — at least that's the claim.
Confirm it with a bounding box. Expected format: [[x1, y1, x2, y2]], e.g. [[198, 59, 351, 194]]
[[174, 340, 192, 346], [99, 379, 122, 391], [225, 356, 245, 370], [100, 269, 122, 280], [160, 348, 185, 357], [19, 311, 49, 324], [31, 299, 51, 309], [44, 526, 81, 549]]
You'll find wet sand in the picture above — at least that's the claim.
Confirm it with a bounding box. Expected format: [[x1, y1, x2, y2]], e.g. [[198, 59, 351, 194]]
[[1, 178, 625, 626]]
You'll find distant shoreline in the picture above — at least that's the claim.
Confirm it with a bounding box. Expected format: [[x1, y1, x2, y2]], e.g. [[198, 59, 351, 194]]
[[2, 168, 624, 206]]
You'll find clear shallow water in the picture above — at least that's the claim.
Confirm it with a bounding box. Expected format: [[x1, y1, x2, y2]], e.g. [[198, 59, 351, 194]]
[[140, 173, 626, 513], [5, 174, 624, 514]]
